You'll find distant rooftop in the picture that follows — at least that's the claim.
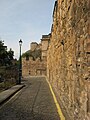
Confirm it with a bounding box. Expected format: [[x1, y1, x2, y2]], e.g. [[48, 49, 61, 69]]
[[42, 34, 51, 38]]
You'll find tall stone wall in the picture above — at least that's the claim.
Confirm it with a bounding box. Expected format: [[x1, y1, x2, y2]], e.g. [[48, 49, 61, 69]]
[[47, 0, 90, 119]]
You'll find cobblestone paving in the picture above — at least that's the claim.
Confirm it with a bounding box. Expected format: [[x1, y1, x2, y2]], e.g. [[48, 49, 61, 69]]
[[0, 76, 60, 120]]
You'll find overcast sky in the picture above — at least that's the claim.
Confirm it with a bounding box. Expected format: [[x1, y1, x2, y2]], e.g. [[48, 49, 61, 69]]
[[0, 0, 55, 59]]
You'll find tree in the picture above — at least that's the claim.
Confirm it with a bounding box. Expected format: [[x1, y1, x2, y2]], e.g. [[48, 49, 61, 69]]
[[7, 48, 14, 63], [0, 40, 7, 65], [0, 40, 14, 66]]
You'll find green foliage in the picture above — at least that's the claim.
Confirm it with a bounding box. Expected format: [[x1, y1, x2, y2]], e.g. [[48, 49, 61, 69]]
[[22, 50, 30, 58], [0, 81, 16, 92], [22, 49, 42, 60], [7, 48, 14, 60], [0, 40, 18, 91], [0, 40, 14, 66]]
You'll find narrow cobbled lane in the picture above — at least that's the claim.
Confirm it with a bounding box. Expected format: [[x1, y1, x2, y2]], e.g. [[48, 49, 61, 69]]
[[0, 76, 60, 120]]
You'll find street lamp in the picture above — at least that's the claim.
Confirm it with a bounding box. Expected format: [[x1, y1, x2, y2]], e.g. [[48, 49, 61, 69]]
[[19, 39, 22, 84]]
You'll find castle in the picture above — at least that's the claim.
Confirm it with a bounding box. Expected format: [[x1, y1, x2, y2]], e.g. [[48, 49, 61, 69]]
[[22, 34, 50, 76]]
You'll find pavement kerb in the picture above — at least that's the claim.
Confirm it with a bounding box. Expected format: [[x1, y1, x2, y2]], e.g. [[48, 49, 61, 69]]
[[0, 84, 25, 106], [45, 77, 65, 120]]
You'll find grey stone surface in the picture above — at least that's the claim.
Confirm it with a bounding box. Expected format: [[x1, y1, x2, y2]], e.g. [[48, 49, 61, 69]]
[[0, 76, 60, 120], [0, 84, 25, 105]]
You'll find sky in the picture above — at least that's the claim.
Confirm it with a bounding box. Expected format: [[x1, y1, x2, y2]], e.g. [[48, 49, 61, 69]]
[[0, 0, 55, 59]]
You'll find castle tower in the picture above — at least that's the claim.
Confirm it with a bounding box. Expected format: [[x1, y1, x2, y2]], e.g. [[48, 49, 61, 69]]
[[41, 34, 51, 61], [30, 42, 38, 51]]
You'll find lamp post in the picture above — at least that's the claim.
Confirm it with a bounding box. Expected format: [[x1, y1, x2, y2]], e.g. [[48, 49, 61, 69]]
[[19, 39, 22, 84]]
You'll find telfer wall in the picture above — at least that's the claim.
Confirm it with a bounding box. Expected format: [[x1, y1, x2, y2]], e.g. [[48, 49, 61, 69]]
[[47, 0, 90, 119]]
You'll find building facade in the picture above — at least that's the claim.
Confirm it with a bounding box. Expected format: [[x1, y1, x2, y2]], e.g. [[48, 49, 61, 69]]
[[47, 0, 90, 120]]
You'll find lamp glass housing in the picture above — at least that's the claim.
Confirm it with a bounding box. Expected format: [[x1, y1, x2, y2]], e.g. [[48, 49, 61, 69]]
[[19, 39, 22, 46]]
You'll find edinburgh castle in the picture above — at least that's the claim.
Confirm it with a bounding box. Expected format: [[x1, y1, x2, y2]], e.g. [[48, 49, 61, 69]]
[[22, 0, 90, 119]]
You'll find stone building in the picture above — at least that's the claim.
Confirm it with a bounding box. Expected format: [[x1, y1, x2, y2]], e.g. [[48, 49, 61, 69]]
[[41, 34, 50, 60], [47, 0, 90, 120], [22, 34, 50, 77], [30, 42, 38, 51]]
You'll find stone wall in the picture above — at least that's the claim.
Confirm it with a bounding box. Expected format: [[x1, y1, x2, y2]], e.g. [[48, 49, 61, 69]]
[[47, 0, 90, 120], [22, 58, 46, 76]]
